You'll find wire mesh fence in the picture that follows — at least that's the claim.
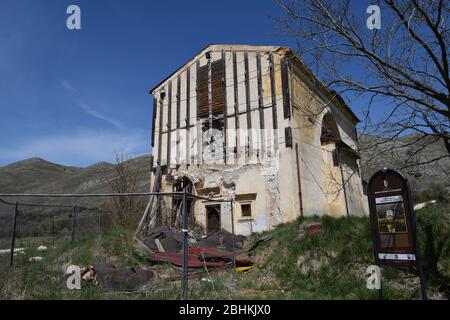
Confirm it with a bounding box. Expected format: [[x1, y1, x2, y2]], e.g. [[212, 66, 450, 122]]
[[0, 195, 148, 268], [1, 190, 237, 298], [0, 200, 14, 271]]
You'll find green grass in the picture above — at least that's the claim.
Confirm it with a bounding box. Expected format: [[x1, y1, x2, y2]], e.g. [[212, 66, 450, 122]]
[[1, 203, 449, 300], [246, 203, 449, 300]]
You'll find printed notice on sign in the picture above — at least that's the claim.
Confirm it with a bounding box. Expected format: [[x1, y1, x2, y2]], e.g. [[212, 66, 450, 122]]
[[375, 195, 403, 204]]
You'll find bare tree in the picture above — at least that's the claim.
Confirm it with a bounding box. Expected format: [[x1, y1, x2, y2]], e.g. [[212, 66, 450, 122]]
[[108, 152, 145, 226], [275, 0, 450, 169]]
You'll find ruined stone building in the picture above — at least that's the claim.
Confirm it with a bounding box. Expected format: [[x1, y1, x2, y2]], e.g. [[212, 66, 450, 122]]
[[149, 44, 368, 236]]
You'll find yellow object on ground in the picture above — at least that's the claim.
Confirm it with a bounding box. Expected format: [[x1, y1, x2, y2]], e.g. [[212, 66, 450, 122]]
[[236, 266, 252, 272]]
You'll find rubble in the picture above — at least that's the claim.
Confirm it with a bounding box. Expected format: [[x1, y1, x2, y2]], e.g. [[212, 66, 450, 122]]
[[150, 250, 227, 268], [247, 235, 273, 254], [81, 265, 97, 283], [80, 263, 155, 292], [197, 229, 246, 252], [143, 226, 184, 253], [149, 246, 254, 269], [144, 227, 252, 271]]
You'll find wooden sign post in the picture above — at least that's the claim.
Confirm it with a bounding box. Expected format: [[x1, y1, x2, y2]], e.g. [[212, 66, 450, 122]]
[[367, 167, 427, 300]]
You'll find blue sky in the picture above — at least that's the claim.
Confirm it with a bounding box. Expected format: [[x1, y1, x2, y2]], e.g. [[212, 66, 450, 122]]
[[0, 0, 374, 167]]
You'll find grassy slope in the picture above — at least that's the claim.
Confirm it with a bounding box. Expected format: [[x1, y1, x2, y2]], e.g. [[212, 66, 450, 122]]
[[1, 203, 449, 300]]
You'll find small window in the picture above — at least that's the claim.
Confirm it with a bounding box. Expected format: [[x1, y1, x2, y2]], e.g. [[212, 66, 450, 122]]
[[241, 203, 252, 217], [332, 148, 339, 167]]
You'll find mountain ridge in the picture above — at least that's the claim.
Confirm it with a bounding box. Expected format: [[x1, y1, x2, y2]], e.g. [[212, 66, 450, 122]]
[[0, 134, 449, 201]]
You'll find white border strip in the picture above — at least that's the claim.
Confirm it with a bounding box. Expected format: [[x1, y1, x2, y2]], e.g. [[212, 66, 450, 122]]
[[378, 253, 416, 261], [375, 195, 403, 204]]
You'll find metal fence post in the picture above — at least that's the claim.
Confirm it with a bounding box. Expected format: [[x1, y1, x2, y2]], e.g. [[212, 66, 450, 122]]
[[71, 206, 77, 242], [181, 188, 188, 299], [230, 199, 236, 270], [52, 217, 55, 246], [9, 201, 18, 267]]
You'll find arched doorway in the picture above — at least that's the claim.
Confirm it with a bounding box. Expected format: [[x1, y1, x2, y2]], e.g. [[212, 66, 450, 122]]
[[171, 176, 195, 227], [320, 113, 346, 216]]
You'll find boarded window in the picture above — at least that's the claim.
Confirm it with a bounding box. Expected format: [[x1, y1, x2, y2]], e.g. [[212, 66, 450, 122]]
[[241, 203, 252, 217], [197, 59, 225, 119]]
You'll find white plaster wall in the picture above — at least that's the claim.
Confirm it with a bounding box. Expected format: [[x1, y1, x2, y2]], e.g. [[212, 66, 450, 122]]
[[149, 44, 368, 237], [233, 168, 269, 235]]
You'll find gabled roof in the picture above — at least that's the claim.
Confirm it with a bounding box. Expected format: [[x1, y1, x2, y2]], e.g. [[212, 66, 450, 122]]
[[149, 44, 360, 123], [149, 44, 281, 94], [149, 43, 212, 94]]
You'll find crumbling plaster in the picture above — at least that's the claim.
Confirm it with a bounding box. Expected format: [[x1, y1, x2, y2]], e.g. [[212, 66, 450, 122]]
[[150, 44, 368, 236]]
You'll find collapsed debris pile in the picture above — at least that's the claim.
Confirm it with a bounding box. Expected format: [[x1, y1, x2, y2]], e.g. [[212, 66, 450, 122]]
[[144, 227, 253, 271]]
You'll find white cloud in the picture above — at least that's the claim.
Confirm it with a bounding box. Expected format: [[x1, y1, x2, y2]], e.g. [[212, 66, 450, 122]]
[[60, 79, 77, 93], [0, 129, 149, 167], [0, 79, 145, 167], [78, 102, 125, 131], [60, 80, 125, 131]]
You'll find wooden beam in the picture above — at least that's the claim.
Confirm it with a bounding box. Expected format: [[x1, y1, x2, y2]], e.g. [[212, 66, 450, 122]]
[[233, 51, 239, 161], [295, 143, 304, 217], [176, 76, 181, 129], [256, 51, 265, 159], [186, 67, 191, 166], [157, 91, 164, 165], [269, 52, 279, 151], [222, 49, 227, 164], [186, 68, 190, 127], [244, 50, 252, 158], [196, 60, 202, 164], [281, 56, 291, 119], [151, 96, 157, 147], [166, 81, 172, 167]]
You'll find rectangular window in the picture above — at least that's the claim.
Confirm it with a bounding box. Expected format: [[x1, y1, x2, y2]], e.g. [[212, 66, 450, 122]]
[[285, 127, 293, 148], [241, 203, 252, 217], [332, 148, 339, 167]]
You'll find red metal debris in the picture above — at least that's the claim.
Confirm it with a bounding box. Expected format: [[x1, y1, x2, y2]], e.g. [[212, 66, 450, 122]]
[[306, 224, 321, 235], [149, 246, 255, 269], [150, 247, 227, 268]]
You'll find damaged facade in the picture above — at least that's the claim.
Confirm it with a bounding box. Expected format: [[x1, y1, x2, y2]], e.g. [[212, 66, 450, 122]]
[[149, 44, 368, 236]]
